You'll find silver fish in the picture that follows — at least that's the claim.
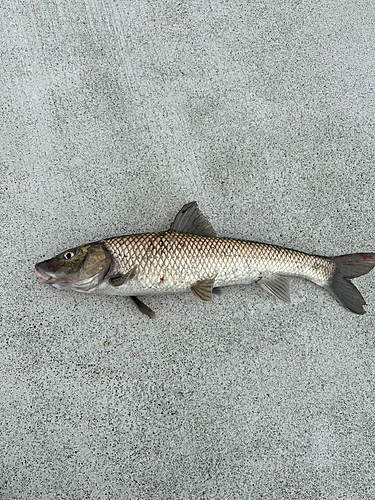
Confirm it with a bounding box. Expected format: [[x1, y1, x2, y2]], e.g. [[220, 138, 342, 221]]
[[35, 202, 375, 318]]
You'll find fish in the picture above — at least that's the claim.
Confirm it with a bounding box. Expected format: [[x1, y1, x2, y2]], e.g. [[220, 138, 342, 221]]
[[35, 201, 375, 318]]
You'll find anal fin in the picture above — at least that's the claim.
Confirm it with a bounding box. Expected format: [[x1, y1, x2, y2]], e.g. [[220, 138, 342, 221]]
[[130, 296, 155, 319], [259, 276, 290, 303]]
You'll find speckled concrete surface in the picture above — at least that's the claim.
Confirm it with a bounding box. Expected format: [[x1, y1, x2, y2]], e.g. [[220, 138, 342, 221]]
[[1, 1, 375, 498]]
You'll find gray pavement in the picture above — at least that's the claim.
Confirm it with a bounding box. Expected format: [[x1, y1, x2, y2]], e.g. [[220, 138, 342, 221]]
[[1, 1, 375, 498]]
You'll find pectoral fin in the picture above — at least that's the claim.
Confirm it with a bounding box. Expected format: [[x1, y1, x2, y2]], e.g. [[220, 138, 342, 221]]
[[130, 296, 155, 319], [258, 276, 290, 303], [191, 278, 216, 301], [108, 268, 136, 287]]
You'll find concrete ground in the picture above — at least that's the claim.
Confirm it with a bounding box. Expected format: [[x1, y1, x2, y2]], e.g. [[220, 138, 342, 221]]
[[1, 1, 375, 498]]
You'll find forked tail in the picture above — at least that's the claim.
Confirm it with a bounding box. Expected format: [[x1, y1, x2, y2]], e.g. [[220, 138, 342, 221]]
[[324, 253, 375, 314]]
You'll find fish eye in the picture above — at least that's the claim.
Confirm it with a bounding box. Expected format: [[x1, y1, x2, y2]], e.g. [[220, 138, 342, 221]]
[[64, 251, 75, 260]]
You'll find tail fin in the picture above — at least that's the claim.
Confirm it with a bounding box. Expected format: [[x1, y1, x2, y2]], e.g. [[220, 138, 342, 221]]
[[324, 253, 375, 314]]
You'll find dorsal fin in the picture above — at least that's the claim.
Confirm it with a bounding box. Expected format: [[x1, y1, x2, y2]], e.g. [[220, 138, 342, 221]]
[[168, 202, 216, 237]]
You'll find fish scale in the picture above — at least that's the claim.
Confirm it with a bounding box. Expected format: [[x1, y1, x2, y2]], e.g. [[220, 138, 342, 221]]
[[102, 231, 334, 294]]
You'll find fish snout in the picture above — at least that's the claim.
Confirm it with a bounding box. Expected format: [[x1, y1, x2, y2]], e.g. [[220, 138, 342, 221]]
[[35, 263, 54, 284]]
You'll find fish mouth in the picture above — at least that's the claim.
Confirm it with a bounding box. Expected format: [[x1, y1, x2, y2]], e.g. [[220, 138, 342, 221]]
[[35, 264, 71, 287], [35, 263, 101, 291], [35, 264, 56, 285]]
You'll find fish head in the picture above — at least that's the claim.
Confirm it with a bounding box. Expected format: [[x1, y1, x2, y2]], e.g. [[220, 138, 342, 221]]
[[35, 242, 111, 291]]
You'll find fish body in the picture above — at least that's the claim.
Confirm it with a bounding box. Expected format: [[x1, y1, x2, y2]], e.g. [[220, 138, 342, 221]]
[[98, 232, 333, 296], [35, 202, 375, 317]]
